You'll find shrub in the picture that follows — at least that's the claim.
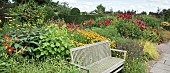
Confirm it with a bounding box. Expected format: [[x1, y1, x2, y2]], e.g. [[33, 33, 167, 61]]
[[139, 40, 160, 60], [34, 24, 72, 59], [69, 29, 115, 48], [161, 22, 170, 31], [70, 8, 80, 15], [0, 57, 80, 73], [136, 15, 161, 28], [115, 15, 163, 43], [8, 2, 55, 27], [0, 28, 44, 58], [92, 25, 121, 39], [115, 38, 147, 73], [57, 14, 104, 24]]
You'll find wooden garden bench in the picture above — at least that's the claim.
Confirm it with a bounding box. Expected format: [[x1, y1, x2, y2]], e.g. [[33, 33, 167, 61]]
[[70, 40, 127, 73]]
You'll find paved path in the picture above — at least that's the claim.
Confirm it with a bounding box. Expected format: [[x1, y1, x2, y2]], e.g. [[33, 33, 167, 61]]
[[149, 41, 170, 73]]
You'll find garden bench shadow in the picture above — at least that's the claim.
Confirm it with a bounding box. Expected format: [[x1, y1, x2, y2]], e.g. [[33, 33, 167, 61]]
[[70, 40, 127, 73]]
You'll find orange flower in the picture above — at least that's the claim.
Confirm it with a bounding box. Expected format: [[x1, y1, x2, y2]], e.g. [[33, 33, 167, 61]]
[[15, 37, 19, 40], [3, 34, 10, 39], [7, 47, 14, 53]]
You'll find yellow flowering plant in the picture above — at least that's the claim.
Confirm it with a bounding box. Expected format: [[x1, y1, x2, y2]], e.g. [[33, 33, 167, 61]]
[[70, 29, 115, 48]]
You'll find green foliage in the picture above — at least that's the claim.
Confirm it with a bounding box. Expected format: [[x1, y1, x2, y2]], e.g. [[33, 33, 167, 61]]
[[95, 4, 105, 14], [70, 8, 80, 15], [115, 38, 147, 73], [8, 2, 55, 27], [115, 38, 144, 59], [12, 0, 52, 5], [161, 9, 170, 22], [34, 24, 72, 59], [139, 40, 160, 60], [140, 11, 147, 15], [0, 57, 80, 73], [136, 15, 161, 27], [0, 28, 44, 58], [123, 59, 147, 73], [53, 2, 71, 15], [115, 19, 161, 43], [92, 25, 121, 39], [57, 14, 103, 24]]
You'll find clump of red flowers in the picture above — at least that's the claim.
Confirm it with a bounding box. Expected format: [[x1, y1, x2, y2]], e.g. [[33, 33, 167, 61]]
[[135, 20, 148, 31], [84, 19, 93, 25], [66, 23, 79, 29], [2, 34, 14, 53], [98, 18, 113, 27], [117, 13, 132, 19]]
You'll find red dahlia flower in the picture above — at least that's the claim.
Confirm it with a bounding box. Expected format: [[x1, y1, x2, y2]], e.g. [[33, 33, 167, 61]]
[[3, 34, 10, 39], [7, 47, 14, 53]]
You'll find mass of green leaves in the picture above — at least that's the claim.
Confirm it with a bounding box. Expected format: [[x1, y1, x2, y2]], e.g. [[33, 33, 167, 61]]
[[34, 24, 72, 59]]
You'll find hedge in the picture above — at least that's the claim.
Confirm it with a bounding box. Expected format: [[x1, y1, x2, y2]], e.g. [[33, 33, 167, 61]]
[[55, 14, 104, 24]]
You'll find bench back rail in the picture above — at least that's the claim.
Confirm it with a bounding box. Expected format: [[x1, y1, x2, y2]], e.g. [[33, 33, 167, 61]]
[[70, 40, 111, 66]]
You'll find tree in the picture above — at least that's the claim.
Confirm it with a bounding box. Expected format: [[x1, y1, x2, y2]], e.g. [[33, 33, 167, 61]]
[[55, 2, 72, 15], [70, 8, 80, 15], [95, 4, 105, 14], [161, 8, 170, 22], [12, 0, 52, 5], [140, 11, 147, 15], [0, 0, 13, 15]]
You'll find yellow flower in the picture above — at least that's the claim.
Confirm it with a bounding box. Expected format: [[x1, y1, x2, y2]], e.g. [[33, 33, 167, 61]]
[[0, 20, 1, 23], [162, 22, 170, 26], [9, 24, 12, 26], [9, 20, 13, 22], [71, 34, 74, 36], [77, 43, 84, 46], [4, 17, 12, 19]]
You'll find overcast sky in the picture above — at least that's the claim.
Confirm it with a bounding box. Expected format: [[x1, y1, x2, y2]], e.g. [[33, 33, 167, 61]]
[[53, 0, 170, 13]]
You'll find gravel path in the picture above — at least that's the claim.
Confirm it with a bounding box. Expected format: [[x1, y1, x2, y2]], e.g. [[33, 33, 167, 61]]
[[149, 41, 170, 73]]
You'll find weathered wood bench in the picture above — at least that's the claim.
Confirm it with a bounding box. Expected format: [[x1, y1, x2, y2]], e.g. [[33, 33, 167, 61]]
[[70, 40, 127, 73]]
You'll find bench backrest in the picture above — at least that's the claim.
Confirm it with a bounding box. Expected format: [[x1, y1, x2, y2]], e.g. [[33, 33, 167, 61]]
[[70, 40, 111, 66]]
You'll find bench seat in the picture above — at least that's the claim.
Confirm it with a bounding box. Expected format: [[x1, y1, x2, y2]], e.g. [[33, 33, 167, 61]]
[[87, 57, 124, 73]]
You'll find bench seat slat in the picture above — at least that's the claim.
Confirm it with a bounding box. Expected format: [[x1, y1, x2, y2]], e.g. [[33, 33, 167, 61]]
[[86, 57, 124, 73]]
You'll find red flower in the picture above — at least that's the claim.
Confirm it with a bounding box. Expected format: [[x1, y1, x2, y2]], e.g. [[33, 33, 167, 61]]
[[123, 13, 127, 18], [3, 42, 10, 47], [158, 42, 161, 45], [124, 28, 126, 30], [83, 21, 87, 25], [6, 47, 14, 53], [98, 22, 101, 27], [127, 13, 132, 19], [154, 28, 157, 31], [3, 34, 10, 39], [128, 20, 130, 23], [117, 14, 123, 18], [88, 19, 93, 24], [104, 19, 110, 25], [156, 32, 159, 36], [75, 24, 79, 29], [124, 36, 128, 38], [140, 26, 145, 31], [109, 18, 113, 21], [136, 20, 142, 25]]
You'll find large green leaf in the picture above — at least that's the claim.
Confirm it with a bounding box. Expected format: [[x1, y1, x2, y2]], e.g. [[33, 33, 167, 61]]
[[14, 43, 22, 49], [55, 42, 60, 46], [51, 44, 55, 47]]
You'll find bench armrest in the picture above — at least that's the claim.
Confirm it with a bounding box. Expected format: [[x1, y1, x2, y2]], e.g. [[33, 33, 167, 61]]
[[110, 49, 127, 60], [70, 62, 89, 72]]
